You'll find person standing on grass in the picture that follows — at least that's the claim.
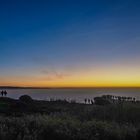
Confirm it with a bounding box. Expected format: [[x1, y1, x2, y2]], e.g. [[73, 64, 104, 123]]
[[1, 91, 4, 97], [4, 91, 7, 96]]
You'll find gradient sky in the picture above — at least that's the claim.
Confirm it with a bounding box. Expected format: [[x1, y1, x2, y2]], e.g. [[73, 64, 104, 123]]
[[0, 0, 140, 87]]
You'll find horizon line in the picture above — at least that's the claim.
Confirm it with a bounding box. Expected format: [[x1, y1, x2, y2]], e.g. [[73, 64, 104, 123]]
[[1, 86, 140, 89]]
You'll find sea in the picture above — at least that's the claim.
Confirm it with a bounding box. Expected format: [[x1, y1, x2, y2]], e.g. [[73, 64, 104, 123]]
[[0, 87, 140, 103]]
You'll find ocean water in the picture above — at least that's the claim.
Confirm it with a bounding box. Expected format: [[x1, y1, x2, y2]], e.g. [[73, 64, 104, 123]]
[[0, 88, 140, 103]]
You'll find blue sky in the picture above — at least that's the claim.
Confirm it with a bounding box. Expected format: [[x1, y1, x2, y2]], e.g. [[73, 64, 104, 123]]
[[0, 0, 140, 87]]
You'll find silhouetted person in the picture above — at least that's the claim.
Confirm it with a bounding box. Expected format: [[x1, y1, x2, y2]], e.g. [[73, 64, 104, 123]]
[[1, 91, 4, 97], [133, 98, 136, 102], [84, 98, 87, 104], [4, 91, 7, 96], [91, 100, 94, 104], [88, 99, 90, 104]]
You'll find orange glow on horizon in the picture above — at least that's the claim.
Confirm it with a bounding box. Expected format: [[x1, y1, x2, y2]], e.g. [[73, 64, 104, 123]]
[[1, 62, 140, 87]]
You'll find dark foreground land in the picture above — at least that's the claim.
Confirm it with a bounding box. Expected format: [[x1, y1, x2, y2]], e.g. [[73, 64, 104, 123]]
[[0, 95, 140, 140]]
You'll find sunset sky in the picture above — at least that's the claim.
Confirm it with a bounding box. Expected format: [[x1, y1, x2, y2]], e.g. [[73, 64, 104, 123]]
[[0, 0, 140, 87]]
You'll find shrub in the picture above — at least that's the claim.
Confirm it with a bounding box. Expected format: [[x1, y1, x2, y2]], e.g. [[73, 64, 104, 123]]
[[19, 95, 33, 103], [94, 97, 111, 105]]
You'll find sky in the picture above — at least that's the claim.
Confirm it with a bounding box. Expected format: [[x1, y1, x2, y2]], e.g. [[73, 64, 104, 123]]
[[0, 0, 140, 87]]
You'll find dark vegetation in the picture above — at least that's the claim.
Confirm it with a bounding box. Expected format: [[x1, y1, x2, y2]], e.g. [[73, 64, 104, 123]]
[[0, 94, 140, 140]]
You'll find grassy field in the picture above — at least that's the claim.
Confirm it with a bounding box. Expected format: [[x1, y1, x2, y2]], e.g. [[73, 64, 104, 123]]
[[0, 95, 139, 140]]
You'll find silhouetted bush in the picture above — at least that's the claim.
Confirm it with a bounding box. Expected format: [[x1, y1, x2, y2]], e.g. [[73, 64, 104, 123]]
[[94, 97, 111, 105], [19, 95, 33, 103]]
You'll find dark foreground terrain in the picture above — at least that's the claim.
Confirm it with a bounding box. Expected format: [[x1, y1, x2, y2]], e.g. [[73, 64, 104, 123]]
[[0, 95, 140, 140]]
